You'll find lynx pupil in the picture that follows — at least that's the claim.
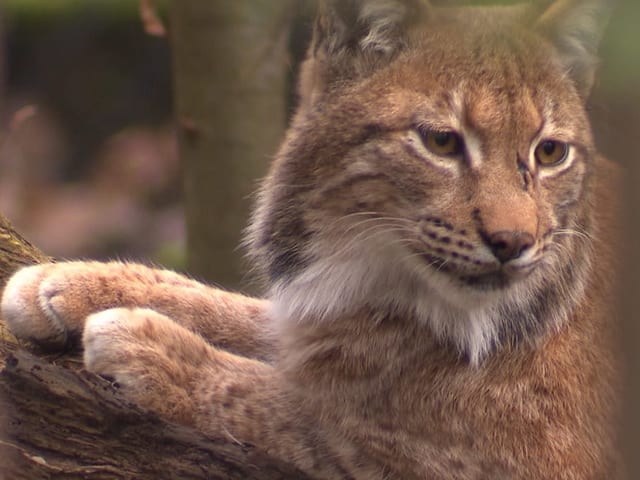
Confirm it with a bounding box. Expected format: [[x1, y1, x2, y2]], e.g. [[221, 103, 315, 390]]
[[543, 141, 556, 156], [420, 129, 462, 157], [434, 132, 451, 146], [535, 139, 569, 166]]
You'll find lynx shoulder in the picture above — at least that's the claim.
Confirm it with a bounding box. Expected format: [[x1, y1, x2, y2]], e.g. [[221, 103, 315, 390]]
[[2, 1, 623, 479]]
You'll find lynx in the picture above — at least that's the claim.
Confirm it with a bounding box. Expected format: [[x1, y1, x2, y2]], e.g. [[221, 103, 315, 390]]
[[1, 0, 622, 478]]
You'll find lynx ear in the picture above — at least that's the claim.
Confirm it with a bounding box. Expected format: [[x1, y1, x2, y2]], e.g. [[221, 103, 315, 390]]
[[315, 0, 430, 58], [298, 0, 430, 108], [534, 0, 611, 97]]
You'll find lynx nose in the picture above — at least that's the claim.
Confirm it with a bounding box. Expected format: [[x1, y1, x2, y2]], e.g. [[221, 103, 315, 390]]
[[487, 231, 534, 263]]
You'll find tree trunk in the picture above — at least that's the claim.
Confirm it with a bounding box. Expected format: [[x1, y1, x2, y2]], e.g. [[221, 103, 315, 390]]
[[0, 6, 5, 122], [171, 1, 293, 290], [0, 216, 311, 479], [607, 1, 640, 477], [0, 3, 307, 476]]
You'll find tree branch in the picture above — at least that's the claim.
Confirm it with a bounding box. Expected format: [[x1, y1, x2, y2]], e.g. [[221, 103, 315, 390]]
[[0, 217, 311, 480]]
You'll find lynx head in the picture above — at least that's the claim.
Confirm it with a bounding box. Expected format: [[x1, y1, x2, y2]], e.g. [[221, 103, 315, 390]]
[[247, 0, 610, 364]]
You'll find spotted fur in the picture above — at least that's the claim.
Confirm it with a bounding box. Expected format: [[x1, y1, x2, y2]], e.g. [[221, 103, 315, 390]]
[[2, 1, 623, 478], [248, 1, 603, 364]]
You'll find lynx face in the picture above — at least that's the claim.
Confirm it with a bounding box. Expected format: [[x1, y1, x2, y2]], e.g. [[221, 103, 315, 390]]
[[248, 2, 605, 363]]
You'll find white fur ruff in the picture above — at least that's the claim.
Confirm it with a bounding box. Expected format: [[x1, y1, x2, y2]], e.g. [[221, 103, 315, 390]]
[[267, 231, 573, 366]]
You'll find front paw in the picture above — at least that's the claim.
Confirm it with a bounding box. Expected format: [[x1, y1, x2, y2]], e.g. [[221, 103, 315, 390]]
[[83, 308, 204, 420], [82, 308, 158, 386], [1, 264, 74, 349]]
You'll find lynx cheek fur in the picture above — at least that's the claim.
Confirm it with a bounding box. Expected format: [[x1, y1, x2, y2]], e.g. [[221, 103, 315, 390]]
[[1, 1, 622, 479]]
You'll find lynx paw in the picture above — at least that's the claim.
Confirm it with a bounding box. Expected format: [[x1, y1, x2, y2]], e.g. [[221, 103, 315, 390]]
[[82, 308, 139, 385], [83, 308, 204, 419], [1, 264, 73, 348]]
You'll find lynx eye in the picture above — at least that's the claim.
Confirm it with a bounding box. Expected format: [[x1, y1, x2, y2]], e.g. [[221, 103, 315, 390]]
[[535, 140, 569, 166], [418, 128, 463, 157]]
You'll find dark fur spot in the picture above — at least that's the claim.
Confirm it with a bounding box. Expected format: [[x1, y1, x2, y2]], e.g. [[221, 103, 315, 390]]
[[457, 240, 473, 250], [517, 155, 532, 191], [269, 249, 309, 284], [533, 384, 551, 397], [421, 253, 451, 272], [450, 459, 466, 472], [226, 383, 251, 398], [363, 123, 383, 137], [265, 211, 313, 282]]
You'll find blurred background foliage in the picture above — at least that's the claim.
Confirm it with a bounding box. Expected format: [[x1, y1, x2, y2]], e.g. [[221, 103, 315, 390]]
[[0, 0, 179, 266], [1, 0, 639, 474], [3, 0, 168, 16], [0, 0, 636, 289]]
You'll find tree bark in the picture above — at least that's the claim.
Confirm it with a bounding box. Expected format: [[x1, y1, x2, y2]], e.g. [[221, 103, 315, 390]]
[[171, 0, 293, 291], [0, 217, 311, 479], [0, 3, 307, 476]]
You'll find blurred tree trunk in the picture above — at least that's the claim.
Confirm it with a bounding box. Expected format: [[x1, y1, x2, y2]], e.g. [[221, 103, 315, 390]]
[[604, 1, 640, 477], [0, 4, 312, 475], [170, 1, 293, 290], [0, 214, 310, 479], [0, 5, 6, 122]]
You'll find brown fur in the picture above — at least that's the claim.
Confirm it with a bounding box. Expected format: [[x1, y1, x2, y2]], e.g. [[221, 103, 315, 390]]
[[2, 1, 622, 478]]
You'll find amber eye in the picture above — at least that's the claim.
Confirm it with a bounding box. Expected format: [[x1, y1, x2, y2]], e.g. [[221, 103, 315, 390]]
[[419, 129, 464, 157], [535, 140, 569, 166]]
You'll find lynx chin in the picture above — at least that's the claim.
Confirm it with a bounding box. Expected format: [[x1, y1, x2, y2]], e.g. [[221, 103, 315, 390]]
[[1, 0, 623, 478]]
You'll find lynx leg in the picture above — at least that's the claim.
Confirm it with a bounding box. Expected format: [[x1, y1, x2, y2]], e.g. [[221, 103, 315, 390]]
[[1, 262, 274, 358], [83, 307, 355, 478], [82, 308, 274, 421]]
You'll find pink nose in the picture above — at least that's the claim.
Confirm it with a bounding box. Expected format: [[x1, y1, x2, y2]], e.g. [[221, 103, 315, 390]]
[[486, 231, 534, 263]]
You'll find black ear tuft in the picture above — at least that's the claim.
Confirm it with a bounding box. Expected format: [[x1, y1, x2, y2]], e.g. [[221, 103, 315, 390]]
[[297, 0, 430, 108], [534, 0, 611, 97], [316, 0, 430, 57]]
